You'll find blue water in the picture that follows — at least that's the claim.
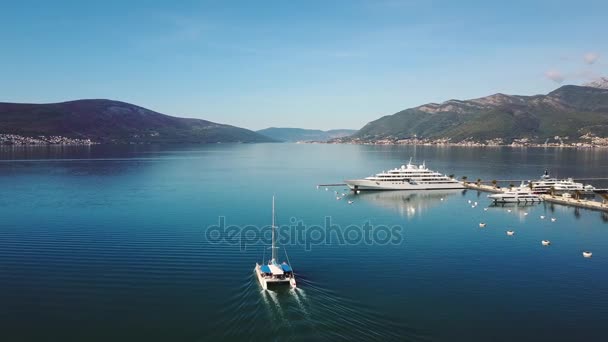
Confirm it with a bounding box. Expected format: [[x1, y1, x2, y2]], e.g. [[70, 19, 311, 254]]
[[1, 144, 607, 341]]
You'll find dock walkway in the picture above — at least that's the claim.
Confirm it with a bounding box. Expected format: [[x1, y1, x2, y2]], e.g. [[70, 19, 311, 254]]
[[464, 182, 608, 212], [541, 195, 608, 212], [463, 183, 504, 193]]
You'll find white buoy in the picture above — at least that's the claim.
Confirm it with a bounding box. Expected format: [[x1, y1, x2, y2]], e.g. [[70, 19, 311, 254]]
[[348, 200, 354, 204], [483, 208, 488, 211], [440, 198, 444, 201], [336, 196, 341, 200], [541, 240, 551, 246], [506, 230, 515, 236], [474, 202, 478, 206], [507, 209, 512, 213], [471, 205, 476, 208], [583, 251, 593, 258], [540, 215, 545, 219], [468, 200, 472, 204], [524, 212, 528, 216], [479, 223, 486, 228], [551, 218, 557, 222], [341, 193, 346, 197], [356, 190, 361, 194]]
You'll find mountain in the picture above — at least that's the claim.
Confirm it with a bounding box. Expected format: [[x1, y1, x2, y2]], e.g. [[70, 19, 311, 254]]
[[256, 127, 356, 142], [344, 85, 608, 143], [584, 77, 608, 90], [0, 99, 273, 144]]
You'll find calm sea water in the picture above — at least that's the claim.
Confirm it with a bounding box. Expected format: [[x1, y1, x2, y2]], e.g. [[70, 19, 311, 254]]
[[1, 144, 608, 341]]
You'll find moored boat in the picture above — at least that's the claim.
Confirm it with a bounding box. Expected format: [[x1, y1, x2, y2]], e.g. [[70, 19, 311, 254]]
[[529, 170, 596, 195], [488, 187, 543, 203], [345, 159, 463, 191]]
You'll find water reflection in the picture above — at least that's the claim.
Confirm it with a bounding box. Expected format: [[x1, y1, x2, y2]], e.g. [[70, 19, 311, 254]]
[[487, 202, 541, 209], [350, 190, 461, 218]]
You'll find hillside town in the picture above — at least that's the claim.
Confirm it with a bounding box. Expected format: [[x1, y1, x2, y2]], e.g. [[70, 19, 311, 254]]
[[0, 134, 95, 145], [329, 134, 608, 148]]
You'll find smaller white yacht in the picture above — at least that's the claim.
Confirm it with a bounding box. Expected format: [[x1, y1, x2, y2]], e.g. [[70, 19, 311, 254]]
[[488, 187, 543, 203], [530, 170, 595, 194], [254, 196, 296, 290]]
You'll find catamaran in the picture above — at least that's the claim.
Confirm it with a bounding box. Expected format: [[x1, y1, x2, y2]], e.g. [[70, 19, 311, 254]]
[[254, 196, 296, 290], [344, 159, 463, 191]]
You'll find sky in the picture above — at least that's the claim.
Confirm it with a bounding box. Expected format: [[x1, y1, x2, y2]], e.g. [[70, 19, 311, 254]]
[[1, 0, 607, 131]]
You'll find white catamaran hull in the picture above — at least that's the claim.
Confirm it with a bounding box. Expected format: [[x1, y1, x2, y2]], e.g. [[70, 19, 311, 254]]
[[255, 263, 292, 290], [254, 263, 268, 290], [345, 179, 465, 191]]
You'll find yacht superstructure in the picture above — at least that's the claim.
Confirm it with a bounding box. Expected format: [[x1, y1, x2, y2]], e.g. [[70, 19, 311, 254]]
[[345, 159, 463, 191]]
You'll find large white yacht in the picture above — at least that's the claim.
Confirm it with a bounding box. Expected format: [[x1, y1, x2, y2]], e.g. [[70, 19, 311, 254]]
[[345, 159, 464, 191], [530, 170, 595, 194]]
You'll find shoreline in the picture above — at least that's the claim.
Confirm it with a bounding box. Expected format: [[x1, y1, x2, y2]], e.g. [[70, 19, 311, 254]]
[[319, 141, 608, 148], [323, 135, 608, 148]]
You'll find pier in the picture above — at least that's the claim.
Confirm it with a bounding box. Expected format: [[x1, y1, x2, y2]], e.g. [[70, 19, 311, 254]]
[[475, 177, 608, 183], [540, 194, 608, 211], [464, 182, 608, 212], [463, 183, 503, 193]]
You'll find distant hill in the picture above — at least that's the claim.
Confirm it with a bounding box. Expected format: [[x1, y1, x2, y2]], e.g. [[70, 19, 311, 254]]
[[343, 84, 608, 143], [584, 77, 608, 90], [257, 127, 356, 142], [0, 99, 273, 144]]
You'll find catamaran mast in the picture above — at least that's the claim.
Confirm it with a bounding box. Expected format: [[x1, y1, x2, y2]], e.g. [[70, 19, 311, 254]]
[[271, 196, 277, 262]]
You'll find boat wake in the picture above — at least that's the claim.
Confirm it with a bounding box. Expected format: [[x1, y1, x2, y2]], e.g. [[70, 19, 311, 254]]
[[289, 287, 311, 318], [208, 270, 428, 341]]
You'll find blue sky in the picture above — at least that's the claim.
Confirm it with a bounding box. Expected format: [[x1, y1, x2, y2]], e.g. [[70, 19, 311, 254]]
[[1, 0, 607, 130]]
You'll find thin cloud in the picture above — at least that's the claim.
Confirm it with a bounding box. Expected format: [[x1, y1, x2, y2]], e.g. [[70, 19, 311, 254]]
[[545, 70, 564, 83], [572, 69, 600, 80], [584, 52, 599, 64]]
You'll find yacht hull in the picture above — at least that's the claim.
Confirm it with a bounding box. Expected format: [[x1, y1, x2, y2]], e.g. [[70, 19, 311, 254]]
[[345, 179, 465, 191]]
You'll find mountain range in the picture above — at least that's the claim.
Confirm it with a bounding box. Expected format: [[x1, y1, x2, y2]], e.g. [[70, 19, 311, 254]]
[[2, 81, 608, 145], [343, 84, 608, 143], [256, 127, 356, 142], [0, 100, 273, 144]]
